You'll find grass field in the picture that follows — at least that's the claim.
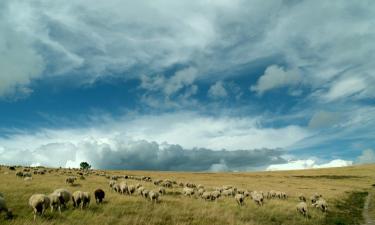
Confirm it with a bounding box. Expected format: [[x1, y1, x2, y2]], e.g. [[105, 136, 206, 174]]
[[0, 164, 374, 225]]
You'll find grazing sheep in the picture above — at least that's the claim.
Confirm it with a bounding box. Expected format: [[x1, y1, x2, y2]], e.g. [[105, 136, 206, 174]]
[[0, 196, 13, 219], [127, 185, 136, 194], [113, 183, 121, 193], [24, 177, 33, 181], [149, 191, 159, 203], [222, 189, 235, 197], [158, 187, 166, 195], [183, 187, 195, 197], [244, 191, 250, 197], [72, 191, 90, 209], [211, 190, 221, 200], [119, 182, 128, 195], [197, 188, 205, 196], [310, 193, 322, 204], [109, 180, 116, 189], [94, 189, 105, 204], [48, 193, 62, 214], [235, 194, 245, 206], [142, 189, 150, 199], [29, 194, 50, 220], [65, 177, 76, 185], [313, 198, 328, 212], [251, 193, 264, 206], [52, 189, 71, 208], [137, 186, 145, 195], [296, 202, 308, 217], [268, 190, 276, 199], [298, 194, 307, 202]]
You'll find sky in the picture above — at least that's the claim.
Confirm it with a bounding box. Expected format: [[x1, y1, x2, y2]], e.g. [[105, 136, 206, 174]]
[[0, 0, 375, 171]]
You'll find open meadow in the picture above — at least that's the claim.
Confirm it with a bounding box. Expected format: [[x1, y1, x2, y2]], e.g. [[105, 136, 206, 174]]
[[0, 164, 374, 225]]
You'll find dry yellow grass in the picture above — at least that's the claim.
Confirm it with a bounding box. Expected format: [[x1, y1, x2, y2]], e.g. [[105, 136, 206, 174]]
[[0, 164, 374, 225]]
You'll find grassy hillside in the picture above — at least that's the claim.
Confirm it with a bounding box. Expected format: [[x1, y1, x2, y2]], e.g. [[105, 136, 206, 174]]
[[0, 164, 374, 225]]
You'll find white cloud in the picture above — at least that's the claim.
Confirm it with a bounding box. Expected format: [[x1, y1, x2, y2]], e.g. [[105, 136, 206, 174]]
[[250, 65, 302, 95], [323, 77, 367, 101], [0, 112, 311, 169], [0, 0, 373, 101], [208, 81, 228, 98], [356, 149, 375, 164], [266, 159, 353, 171], [0, 14, 44, 98]]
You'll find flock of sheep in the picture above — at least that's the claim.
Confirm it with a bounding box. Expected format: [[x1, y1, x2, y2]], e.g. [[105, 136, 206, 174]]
[[0, 165, 329, 222]]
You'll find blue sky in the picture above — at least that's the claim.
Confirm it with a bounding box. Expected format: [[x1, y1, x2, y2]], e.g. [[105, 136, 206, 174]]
[[0, 0, 374, 171]]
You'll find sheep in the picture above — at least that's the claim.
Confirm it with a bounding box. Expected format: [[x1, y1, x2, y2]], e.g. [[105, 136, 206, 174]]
[[201, 192, 213, 201], [211, 190, 221, 200], [267, 190, 276, 199], [222, 189, 235, 197], [149, 191, 159, 203], [137, 186, 145, 195], [94, 189, 105, 204], [136, 183, 142, 189], [113, 183, 121, 193], [158, 187, 166, 195], [235, 194, 245, 206], [109, 180, 116, 190], [237, 189, 246, 195], [119, 182, 128, 195], [65, 176, 76, 185], [197, 188, 205, 197], [310, 193, 322, 204], [313, 198, 328, 212], [298, 194, 307, 202], [48, 193, 62, 214], [251, 192, 264, 206], [183, 187, 195, 197], [72, 191, 91, 209], [244, 191, 251, 198], [29, 194, 50, 220], [296, 202, 308, 217], [16, 171, 24, 178], [52, 189, 71, 208], [127, 185, 136, 195], [0, 196, 13, 219], [142, 189, 150, 199]]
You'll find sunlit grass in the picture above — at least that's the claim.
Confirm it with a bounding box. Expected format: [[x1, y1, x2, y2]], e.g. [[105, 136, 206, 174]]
[[0, 164, 374, 225]]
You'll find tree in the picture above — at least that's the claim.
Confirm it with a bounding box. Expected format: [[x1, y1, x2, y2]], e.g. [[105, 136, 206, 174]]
[[80, 162, 91, 170]]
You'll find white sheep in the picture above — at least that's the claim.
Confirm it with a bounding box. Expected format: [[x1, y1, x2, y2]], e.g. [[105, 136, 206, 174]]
[[48, 193, 62, 214], [29, 194, 50, 220], [313, 198, 328, 212], [296, 202, 308, 217], [201, 191, 213, 201], [251, 192, 264, 206], [65, 176, 76, 185], [142, 189, 150, 199], [149, 191, 159, 203], [128, 185, 136, 195], [158, 187, 166, 195], [211, 190, 221, 200], [72, 191, 90, 209], [52, 189, 71, 208], [119, 182, 128, 195], [183, 187, 195, 197], [0, 196, 13, 219], [222, 189, 235, 197], [235, 194, 245, 206]]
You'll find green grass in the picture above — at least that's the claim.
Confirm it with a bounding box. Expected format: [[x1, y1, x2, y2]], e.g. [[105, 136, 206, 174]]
[[324, 191, 368, 225]]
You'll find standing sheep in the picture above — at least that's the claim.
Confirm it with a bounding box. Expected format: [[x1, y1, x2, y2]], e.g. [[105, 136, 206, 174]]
[[158, 187, 166, 195], [183, 187, 195, 197], [127, 185, 136, 195], [48, 193, 62, 214], [94, 189, 105, 204], [235, 194, 245, 206], [149, 191, 159, 203], [72, 191, 91, 209], [119, 182, 128, 195], [313, 198, 328, 212], [65, 177, 76, 185], [29, 194, 50, 220], [296, 202, 308, 217], [0, 196, 13, 219], [298, 194, 307, 202], [52, 189, 71, 208]]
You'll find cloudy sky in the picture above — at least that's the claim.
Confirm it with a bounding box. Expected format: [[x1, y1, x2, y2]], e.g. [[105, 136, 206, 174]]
[[1, 0, 374, 171]]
